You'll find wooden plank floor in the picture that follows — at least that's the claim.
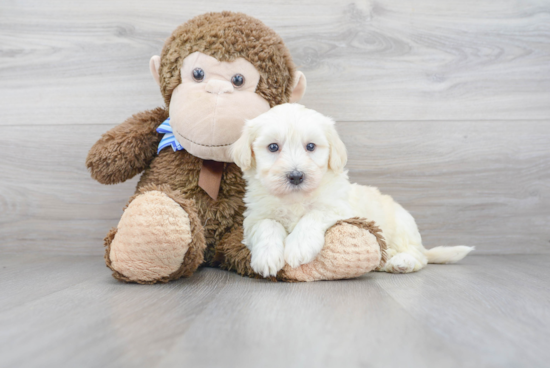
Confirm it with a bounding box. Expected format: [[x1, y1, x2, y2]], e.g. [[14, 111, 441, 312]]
[[0, 254, 548, 368]]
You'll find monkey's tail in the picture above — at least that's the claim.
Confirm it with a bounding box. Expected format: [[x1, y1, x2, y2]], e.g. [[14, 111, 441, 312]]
[[426, 246, 475, 264]]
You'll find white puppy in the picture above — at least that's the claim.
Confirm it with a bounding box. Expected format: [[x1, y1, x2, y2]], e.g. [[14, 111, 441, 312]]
[[232, 104, 473, 277]]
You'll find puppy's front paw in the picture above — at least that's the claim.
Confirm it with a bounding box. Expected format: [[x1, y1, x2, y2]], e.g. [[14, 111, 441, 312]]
[[250, 241, 285, 277], [284, 229, 325, 268]]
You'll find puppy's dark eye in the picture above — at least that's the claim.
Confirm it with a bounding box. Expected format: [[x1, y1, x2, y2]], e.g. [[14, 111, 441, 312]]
[[231, 74, 245, 87], [192, 68, 205, 82], [306, 143, 316, 151], [268, 143, 279, 152]]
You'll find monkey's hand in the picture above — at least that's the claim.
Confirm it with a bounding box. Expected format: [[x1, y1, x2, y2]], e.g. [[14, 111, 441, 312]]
[[86, 107, 167, 184]]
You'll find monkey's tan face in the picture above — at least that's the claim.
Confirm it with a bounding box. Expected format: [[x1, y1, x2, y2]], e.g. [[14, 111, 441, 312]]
[[168, 52, 270, 162]]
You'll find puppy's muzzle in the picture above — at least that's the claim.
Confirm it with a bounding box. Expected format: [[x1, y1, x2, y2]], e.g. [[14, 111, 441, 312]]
[[287, 170, 304, 186]]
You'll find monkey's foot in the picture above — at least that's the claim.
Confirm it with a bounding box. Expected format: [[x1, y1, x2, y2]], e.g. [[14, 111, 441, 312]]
[[105, 186, 205, 284], [278, 218, 387, 282]]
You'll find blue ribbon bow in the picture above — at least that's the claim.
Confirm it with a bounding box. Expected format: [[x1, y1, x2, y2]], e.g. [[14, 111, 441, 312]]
[[156, 118, 184, 154]]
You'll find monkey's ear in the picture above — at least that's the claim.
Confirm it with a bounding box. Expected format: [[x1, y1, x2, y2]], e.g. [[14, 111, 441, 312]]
[[231, 124, 255, 171], [289, 71, 307, 103], [149, 55, 161, 86]]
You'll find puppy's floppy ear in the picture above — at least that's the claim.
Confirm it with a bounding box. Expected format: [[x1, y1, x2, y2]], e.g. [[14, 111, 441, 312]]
[[326, 123, 348, 172], [231, 123, 255, 171]]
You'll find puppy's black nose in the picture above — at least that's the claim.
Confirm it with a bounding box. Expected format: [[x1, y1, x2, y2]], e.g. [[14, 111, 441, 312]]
[[287, 171, 304, 185]]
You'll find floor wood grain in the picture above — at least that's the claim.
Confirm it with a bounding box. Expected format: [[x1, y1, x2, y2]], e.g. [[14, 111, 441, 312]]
[[0, 255, 547, 368], [375, 256, 550, 367]]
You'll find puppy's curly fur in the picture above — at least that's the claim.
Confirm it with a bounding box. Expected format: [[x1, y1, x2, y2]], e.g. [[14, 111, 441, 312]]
[[233, 104, 474, 275]]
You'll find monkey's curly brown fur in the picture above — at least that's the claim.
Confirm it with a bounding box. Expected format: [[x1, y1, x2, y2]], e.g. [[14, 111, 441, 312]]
[[87, 12, 298, 283], [86, 107, 167, 185], [159, 11, 296, 108], [137, 149, 247, 266], [91, 110, 249, 282]]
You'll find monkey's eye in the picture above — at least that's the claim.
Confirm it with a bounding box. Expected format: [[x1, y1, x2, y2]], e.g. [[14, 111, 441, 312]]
[[306, 143, 316, 151], [192, 68, 205, 82], [268, 143, 279, 152], [231, 74, 245, 87]]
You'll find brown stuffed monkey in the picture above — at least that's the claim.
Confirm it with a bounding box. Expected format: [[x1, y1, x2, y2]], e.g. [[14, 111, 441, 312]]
[[86, 11, 386, 284]]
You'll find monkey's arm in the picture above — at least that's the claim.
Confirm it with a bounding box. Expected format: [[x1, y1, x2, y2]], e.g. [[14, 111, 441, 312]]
[[86, 107, 168, 184]]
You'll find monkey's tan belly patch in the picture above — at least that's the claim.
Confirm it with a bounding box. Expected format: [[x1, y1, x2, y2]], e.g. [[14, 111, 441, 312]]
[[110, 191, 192, 281]]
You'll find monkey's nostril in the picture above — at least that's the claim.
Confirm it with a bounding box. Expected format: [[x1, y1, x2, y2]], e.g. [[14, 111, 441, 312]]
[[287, 171, 304, 185]]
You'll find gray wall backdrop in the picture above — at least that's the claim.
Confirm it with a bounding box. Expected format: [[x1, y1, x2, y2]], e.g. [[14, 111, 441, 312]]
[[1, 0, 549, 255]]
